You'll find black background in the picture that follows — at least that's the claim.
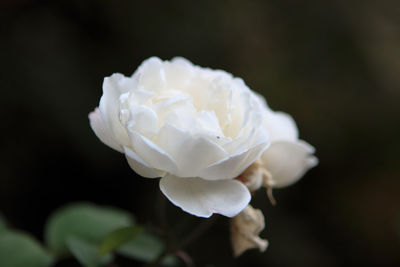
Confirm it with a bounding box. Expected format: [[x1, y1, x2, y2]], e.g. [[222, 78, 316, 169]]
[[1, 0, 399, 266]]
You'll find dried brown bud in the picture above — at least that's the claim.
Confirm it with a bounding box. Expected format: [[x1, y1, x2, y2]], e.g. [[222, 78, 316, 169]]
[[230, 205, 268, 257], [237, 159, 264, 192], [237, 159, 277, 205]]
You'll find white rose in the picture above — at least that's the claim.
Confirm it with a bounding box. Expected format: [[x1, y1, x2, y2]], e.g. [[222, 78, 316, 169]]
[[259, 99, 318, 188], [89, 57, 270, 218]]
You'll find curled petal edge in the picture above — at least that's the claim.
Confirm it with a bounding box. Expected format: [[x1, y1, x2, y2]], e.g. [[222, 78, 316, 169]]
[[159, 175, 251, 218], [261, 140, 318, 188], [89, 108, 123, 152]]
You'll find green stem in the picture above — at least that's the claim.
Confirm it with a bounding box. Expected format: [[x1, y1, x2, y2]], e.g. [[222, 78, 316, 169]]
[[175, 215, 218, 250], [158, 194, 171, 249], [146, 194, 171, 267], [149, 194, 217, 267], [174, 249, 195, 267]]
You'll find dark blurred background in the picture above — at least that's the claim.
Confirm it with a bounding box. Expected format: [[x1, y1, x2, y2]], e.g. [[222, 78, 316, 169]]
[[1, 0, 399, 266]]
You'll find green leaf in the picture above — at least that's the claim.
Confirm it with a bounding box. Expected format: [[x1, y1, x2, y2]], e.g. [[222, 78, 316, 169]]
[[44, 202, 134, 255], [118, 231, 178, 266], [0, 230, 54, 267], [162, 255, 180, 266], [117, 231, 163, 261], [98, 225, 144, 256], [67, 237, 113, 267]]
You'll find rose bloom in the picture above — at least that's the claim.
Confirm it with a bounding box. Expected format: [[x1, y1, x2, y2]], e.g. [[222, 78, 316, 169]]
[[90, 57, 269, 217], [89, 57, 317, 218]]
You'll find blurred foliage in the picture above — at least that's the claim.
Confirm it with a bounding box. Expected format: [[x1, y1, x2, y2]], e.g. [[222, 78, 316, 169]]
[[98, 226, 144, 256], [0, 231, 54, 267], [45, 202, 134, 255], [0, 0, 399, 266], [0, 215, 7, 233], [66, 237, 113, 267], [117, 231, 164, 263], [0, 202, 174, 266]]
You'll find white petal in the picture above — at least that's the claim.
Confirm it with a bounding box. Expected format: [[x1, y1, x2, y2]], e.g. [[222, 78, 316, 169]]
[[195, 110, 224, 136], [199, 130, 269, 180], [223, 127, 256, 154], [198, 150, 249, 180], [176, 137, 228, 177], [157, 124, 228, 177], [127, 131, 178, 174], [159, 175, 251, 218], [136, 57, 166, 91], [261, 140, 318, 188], [89, 108, 123, 152], [263, 111, 298, 142], [235, 131, 270, 173], [123, 146, 160, 178], [164, 57, 194, 89], [152, 95, 195, 122], [128, 88, 155, 105], [126, 105, 159, 137], [99, 74, 130, 146]]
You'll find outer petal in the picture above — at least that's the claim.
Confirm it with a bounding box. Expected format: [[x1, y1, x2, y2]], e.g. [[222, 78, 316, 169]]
[[198, 133, 269, 180], [136, 57, 166, 91], [261, 140, 318, 188], [159, 175, 251, 218], [99, 74, 130, 146], [89, 108, 123, 152], [157, 123, 228, 177], [234, 129, 270, 174], [127, 130, 178, 174], [263, 111, 298, 142], [126, 105, 159, 137], [164, 57, 194, 89], [123, 146, 160, 178]]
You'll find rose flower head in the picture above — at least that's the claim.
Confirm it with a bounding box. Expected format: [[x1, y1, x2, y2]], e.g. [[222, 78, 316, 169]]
[[89, 57, 270, 218]]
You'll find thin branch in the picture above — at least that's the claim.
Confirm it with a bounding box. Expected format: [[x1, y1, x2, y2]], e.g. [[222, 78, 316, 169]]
[[157, 193, 171, 248], [174, 250, 196, 267], [175, 215, 218, 250]]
